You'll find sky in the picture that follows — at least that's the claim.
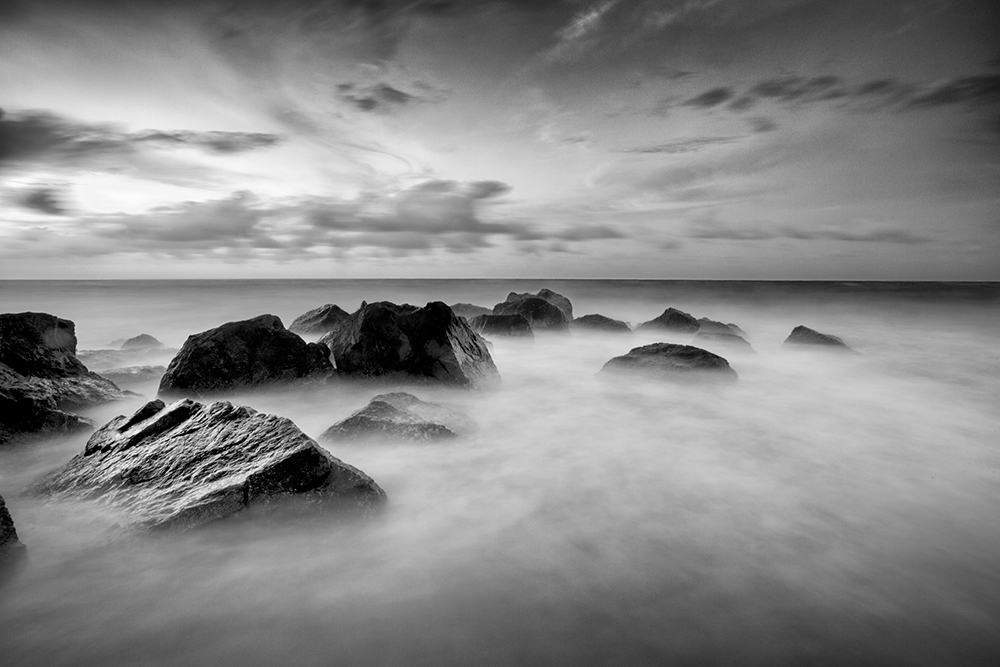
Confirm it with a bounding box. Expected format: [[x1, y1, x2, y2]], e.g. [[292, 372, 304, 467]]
[[0, 0, 998, 280]]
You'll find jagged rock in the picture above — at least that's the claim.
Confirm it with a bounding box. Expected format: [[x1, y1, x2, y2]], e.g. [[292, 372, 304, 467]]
[[571, 314, 632, 334], [33, 399, 385, 529], [159, 315, 333, 397], [321, 301, 500, 389], [99, 365, 167, 389], [600, 343, 738, 381], [1, 364, 95, 444], [289, 304, 351, 336], [492, 296, 569, 331], [469, 313, 533, 338], [783, 325, 856, 352], [637, 308, 700, 333], [121, 334, 164, 350], [320, 392, 474, 442], [450, 303, 493, 320], [0, 493, 27, 570], [693, 332, 756, 354], [0, 312, 88, 378]]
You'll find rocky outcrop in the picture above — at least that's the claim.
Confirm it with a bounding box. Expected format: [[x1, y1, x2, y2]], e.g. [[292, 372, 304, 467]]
[[33, 399, 386, 529], [638, 308, 700, 333], [571, 314, 632, 334], [0, 493, 27, 571], [1, 313, 131, 444], [450, 303, 493, 320], [121, 334, 165, 350], [320, 392, 474, 442], [492, 294, 570, 331], [321, 301, 500, 389], [99, 365, 167, 389], [289, 304, 351, 336], [158, 315, 333, 397], [783, 325, 856, 352], [469, 313, 533, 338], [693, 332, 756, 354], [696, 318, 746, 337], [600, 343, 738, 381]]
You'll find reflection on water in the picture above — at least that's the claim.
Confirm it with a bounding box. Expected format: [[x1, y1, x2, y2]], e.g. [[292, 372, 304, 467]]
[[1, 280, 999, 666]]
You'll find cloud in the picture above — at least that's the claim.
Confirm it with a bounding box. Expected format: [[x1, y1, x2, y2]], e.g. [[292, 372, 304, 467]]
[[683, 87, 734, 108], [131, 130, 282, 153], [18, 187, 66, 215], [748, 117, 778, 133], [619, 136, 742, 154], [686, 217, 932, 245], [544, 0, 621, 62], [905, 75, 1000, 109]]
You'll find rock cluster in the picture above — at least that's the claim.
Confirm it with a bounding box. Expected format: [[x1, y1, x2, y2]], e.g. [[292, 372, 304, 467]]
[[321, 392, 473, 442], [492, 289, 572, 331]]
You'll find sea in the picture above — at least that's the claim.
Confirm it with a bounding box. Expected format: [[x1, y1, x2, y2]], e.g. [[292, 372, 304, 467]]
[[1, 279, 998, 666]]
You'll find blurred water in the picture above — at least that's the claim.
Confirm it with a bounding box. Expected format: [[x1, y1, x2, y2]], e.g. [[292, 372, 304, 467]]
[[1, 280, 999, 666]]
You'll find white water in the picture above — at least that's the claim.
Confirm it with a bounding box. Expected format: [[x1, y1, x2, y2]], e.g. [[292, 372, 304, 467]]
[[1, 280, 998, 665]]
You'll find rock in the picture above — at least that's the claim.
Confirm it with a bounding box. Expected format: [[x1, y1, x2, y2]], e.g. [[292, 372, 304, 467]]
[[783, 325, 856, 352], [289, 304, 351, 336], [469, 313, 533, 338], [693, 332, 756, 354], [571, 314, 632, 334], [99, 365, 167, 389], [637, 308, 700, 333], [321, 301, 500, 389], [320, 392, 474, 442], [492, 296, 569, 331], [33, 399, 386, 529], [78, 348, 178, 372], [158, 315, 333, 397], [450, 303, 493, 320], [600, 343, 738, 381], [696, 318, 745, 337], [1, 364, 96, 444], [0, 493, 27, 570], [0, 312, 88, 378], [496, 288, 573, 322], [120, 334, 164, 350]]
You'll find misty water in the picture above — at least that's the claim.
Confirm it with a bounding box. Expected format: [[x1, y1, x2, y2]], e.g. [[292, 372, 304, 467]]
[[1, 280, 999, 666]]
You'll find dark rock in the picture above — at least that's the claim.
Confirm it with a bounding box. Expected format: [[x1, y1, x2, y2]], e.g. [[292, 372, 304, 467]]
[[493, 297, 569, 331], [0, 493, 27, 570], [495, 288, 573, 323], [696, 318, 746, 337], [0, 312, 88, 378], [33, 399, 385, 529], [600, 343, 738, 381], [450, 303, 493, 320], [638, 308, 700, 333], [320, 392, 474, 442], [1, 364, 95, 444], [99, 365, 167, 388], [693, 332, 756, 354], [158, 315, 333, 397], [120, 334, 164, 350], [571, 314, 632, 334], [321, 301, 500, 389], [289, 304, 351, 336], [783, 325, 856, 352], [469, 313, 533, 338]]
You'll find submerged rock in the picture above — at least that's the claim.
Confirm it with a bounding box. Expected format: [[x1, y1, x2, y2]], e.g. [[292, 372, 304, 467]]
[[492, 294, 569, 331], [600, 343, 738, 381], [783, 325, 856, 352], [321, 301, 500, 389], [693, 332, 756, 354], [469, 313, 533, 338], [450, 303, 493, 320], [321, 392, 473, 442], [33, 399, 386, 529], [121, 334, 165, 350], [289, 304, 351, 336], [571, 314, 632, 334], [159, 315, 333, 397], [0, 493, 27, 571], [638, 308, 700, 333]]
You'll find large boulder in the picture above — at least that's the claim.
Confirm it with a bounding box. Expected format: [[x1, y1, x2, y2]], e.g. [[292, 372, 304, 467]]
[[289, 304, 351, 336], [1, 493, 28, 570], [492, 295, 569, 331], [450, 303, 493, 320], [33, 399, 385, 529], [320, 392, 474, 443], [600, 343, 738, 381], [158, 315, 333, 397], [501, 288, 573, 320], [571, 314, 632, 334], [0, 312, 88, 378], [469, 313, 533, 338], [120, 334, 165, 350], [321, 302, 500, 389], [638, 308, 700, 333], [783, 325, 856, 352]]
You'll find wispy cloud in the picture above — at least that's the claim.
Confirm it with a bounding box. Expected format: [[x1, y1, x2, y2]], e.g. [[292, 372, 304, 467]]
[[618, 136, 742, 154]]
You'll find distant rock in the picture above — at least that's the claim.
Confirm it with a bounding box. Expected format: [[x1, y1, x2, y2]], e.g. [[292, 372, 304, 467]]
[[289, 304, 351, 336], [159, 314, 333, 397], [120, 334, 165, 350], [78, 347, 178, 372], [321, 301, 500, 389], [33, 399, 386, 529], [495, 288, 573, 324], [571, 314, 632, 334], [320, 392, 474, 442], [696, 318, 746, 337], [783, 325, 856, 352], [1, 493, 27, 571], [600, 343, 738, 381], [638, 308, 700, 333], [693, 332, 756, 354], [99, 365, 167, 388], [450, 303, 493, 320], [469, 313, 533, 338]]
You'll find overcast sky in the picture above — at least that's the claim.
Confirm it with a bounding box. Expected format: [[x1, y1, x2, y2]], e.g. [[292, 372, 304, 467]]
[[1, 0, 997, 279]]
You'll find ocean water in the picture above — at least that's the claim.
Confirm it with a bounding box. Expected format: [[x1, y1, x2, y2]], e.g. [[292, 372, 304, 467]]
[[1, 279, 999, 666]]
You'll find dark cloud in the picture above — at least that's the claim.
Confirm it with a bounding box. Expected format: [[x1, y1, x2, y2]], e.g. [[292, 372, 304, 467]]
[[19, 187, 66, 215], [131, 130, 281, 153], [683, 87, 734, 108], [727, 96, 757, 112], [905, 75, 1000, 109], [619, 136, 742, 154], [750, 75, 845, 103], [336, 81, 448, 112], [749, 117, 778, 133]]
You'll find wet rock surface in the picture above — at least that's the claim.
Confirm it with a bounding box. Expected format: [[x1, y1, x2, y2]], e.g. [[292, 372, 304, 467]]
[[33, 399, 386, 529], [321, 392, 474, 442], [289, 304, 351, 336], [600, 343, 738, 381], [783, 325, 856, 351], [638, 308, 700, 333], [571, 314, 632, 334], [469, 313, 533, 337], [321, 301, 500, 388], [159, 315, 333, 397], [0, 493, 28, 570]]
